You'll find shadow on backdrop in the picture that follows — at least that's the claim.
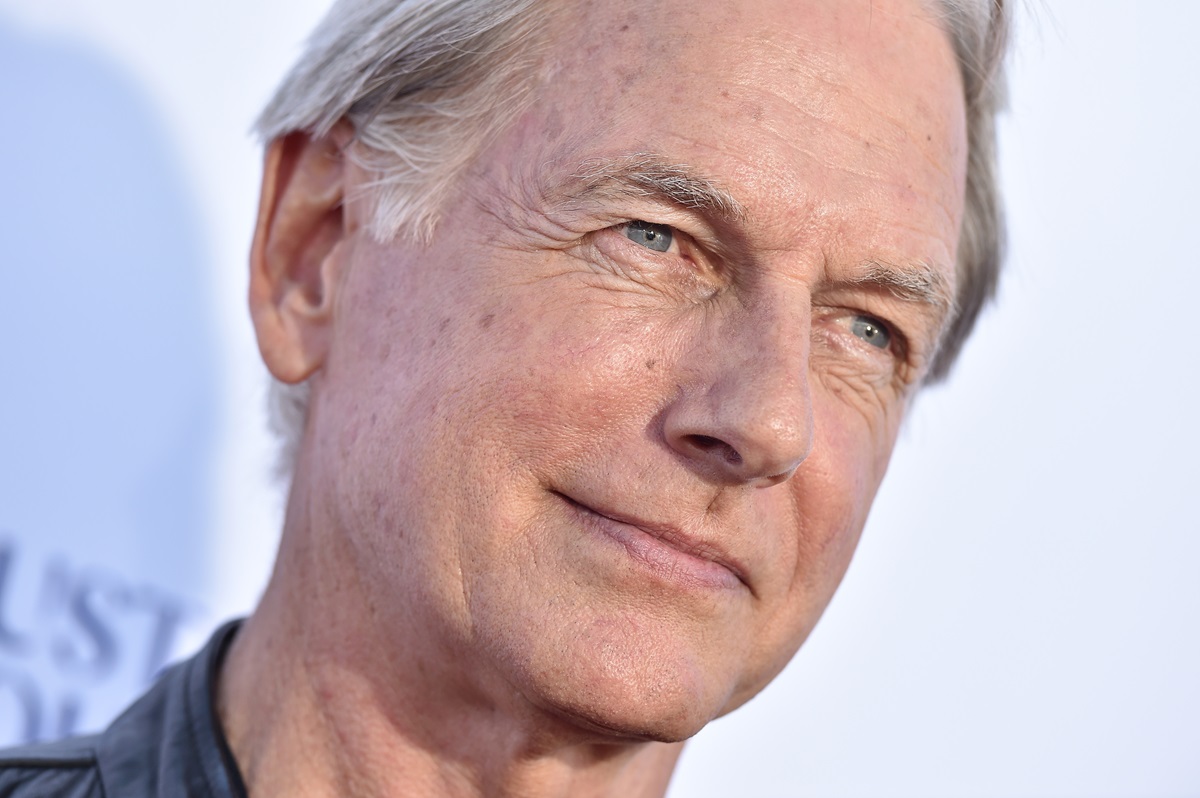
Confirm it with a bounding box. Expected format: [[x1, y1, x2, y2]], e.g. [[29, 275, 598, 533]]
[[0, 12, 218, 744]]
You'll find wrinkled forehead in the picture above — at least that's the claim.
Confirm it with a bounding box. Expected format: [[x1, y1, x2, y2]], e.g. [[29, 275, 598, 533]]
[[537, 0, 965, 159], [526, 0, 967, 261], [542, 0, 961, 87]]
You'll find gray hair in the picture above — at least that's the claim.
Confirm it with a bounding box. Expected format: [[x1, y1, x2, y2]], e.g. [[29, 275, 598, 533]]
[[257, 0, 1010, 474]]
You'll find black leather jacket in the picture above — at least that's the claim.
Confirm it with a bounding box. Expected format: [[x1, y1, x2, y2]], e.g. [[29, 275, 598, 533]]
[[0, 621, 247, 797]]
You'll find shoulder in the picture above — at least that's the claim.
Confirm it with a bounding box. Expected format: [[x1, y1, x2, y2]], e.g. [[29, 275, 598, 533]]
[[0, 735, 105, 797], [0, 619, 246, 798]]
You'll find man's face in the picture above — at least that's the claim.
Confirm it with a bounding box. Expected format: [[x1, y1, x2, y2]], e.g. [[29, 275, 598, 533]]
[[304, 0, 966, 740]]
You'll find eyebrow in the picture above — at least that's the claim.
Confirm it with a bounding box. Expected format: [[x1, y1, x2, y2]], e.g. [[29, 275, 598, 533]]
[[559, 154, 956, 317], [846, 259, 958, 317], [566, 153, 745, 224]]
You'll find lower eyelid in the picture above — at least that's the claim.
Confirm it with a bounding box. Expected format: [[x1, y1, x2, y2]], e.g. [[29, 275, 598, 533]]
[[587, 228, 725, 299], [815, 315, 901, 360]]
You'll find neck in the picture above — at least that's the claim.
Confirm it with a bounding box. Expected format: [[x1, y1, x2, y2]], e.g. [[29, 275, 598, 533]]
[[216, 476, 684, 798]]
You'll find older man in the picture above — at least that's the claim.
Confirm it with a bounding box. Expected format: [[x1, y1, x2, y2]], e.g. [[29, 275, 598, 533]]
[[0, 0, 1007, 795]]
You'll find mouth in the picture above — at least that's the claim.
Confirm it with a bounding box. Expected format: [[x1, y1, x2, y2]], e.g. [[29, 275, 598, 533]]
[[554, 491, 749, 593]]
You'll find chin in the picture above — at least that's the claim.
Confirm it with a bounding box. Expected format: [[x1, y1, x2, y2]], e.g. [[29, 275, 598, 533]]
[[539, 685, 719, 745], [499, 616, 744, 746]]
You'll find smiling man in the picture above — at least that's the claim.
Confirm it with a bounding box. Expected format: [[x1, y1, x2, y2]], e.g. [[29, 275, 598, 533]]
[[0, 0, 1008, 795]]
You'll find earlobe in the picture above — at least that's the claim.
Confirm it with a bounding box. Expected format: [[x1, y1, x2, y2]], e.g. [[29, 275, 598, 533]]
[[249, 122, 356, 384]]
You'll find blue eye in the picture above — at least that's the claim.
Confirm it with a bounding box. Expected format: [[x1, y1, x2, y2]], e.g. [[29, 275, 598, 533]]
[[624, 220, 674, 252], [851, 316, 891, 349]]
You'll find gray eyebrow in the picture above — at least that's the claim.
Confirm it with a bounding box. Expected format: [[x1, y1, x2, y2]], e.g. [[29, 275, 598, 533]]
[[848, 260, 958, 317], [561, 156, 955, 317], [567, 153, 745, 222]]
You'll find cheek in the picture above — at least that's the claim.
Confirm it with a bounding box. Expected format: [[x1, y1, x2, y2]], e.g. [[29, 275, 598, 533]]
[[789, 394, 901, 577], [320, 281, 685, 588], [732, 395, 901, 697], [453, 299, 679, 465]]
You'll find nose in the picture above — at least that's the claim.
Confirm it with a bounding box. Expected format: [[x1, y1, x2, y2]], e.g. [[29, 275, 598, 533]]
[[662, 297, 814, 488]]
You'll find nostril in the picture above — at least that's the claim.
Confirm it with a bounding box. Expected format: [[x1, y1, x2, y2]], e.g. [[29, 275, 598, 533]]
[[687, 434, 743, 466]]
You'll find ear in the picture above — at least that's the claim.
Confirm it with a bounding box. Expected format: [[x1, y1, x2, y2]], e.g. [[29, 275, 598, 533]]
[[249, 122, 355, 384]]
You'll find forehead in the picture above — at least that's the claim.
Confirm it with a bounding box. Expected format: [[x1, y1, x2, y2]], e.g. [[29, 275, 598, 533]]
[[521, 0, 966, 271]]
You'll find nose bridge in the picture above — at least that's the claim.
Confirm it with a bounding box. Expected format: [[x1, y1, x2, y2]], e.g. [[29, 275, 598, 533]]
[[664, 281, 814, 487], [726, 287, 815, 463]]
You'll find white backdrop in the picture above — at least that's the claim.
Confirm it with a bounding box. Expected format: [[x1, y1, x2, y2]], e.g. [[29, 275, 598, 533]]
[[0, 1, 1196, 795]]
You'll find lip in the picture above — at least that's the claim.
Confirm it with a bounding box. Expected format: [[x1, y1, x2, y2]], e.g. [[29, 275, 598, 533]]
[[556, 492, 749, 593]]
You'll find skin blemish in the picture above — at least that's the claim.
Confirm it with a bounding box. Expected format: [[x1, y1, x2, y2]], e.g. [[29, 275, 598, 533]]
[[480, 313, 496, 330], [646, 359, 657, 370], [429, 317, 452, 349]]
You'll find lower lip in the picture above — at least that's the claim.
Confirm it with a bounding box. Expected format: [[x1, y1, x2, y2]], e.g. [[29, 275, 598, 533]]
[[562, 497, 744, 592]]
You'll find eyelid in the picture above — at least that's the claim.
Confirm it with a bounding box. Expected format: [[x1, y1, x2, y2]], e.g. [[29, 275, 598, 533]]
[[570, 198, 725, 253], [819, 308, 909, 362], [601, 219, 698, 262], [857, 313, 924, 381], [587, 221, 728, 299], [814, 287, 930, 355]]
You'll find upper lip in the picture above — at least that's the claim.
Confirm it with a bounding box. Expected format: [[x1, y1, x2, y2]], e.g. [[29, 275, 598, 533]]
[[558, 491, 752, 591]]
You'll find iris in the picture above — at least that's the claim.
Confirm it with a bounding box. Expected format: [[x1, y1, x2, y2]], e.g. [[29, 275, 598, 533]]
[[624, 220, 674, 252], [851, 316, 890, 349]]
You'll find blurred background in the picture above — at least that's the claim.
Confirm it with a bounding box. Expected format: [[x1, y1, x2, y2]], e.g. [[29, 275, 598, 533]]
[[0, 1, 1196, 794]]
